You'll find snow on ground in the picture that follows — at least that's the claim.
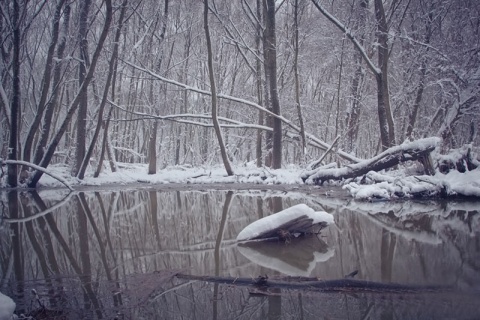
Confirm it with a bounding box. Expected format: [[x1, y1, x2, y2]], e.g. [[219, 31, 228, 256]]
[[20, 162, 306, 188], [236, 204, 334, 241], [0, 292, 15, 320], [1, 149, 479, 201]]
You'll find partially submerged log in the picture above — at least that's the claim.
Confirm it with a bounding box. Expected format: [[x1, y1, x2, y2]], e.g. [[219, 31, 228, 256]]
[[302, 137, 440, 185], [175, 273, 452, 294]]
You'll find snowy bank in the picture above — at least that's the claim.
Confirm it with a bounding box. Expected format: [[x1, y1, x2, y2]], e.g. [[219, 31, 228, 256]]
[[343, 168, 480, 200], [0, 292, 15, 320], [236, 204, 334, 241]]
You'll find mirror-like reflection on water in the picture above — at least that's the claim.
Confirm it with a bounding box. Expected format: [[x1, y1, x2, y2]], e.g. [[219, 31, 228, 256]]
[[0, 188, 479, 319]]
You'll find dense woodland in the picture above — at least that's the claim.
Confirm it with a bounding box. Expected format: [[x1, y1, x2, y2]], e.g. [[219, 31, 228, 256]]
[[1, 0, 479, 187]]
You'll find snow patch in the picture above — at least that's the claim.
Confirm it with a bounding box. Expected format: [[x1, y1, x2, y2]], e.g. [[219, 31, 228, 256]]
[[0, 292, 15, 320]]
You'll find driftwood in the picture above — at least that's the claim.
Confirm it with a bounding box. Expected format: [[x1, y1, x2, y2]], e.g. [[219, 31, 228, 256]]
[[302, 138, 439, 185], [175, 273, 451, 294]]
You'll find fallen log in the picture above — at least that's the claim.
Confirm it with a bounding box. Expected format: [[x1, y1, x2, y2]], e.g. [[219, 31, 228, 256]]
[[175, 273, 452, 294], [302, 137, 440, 185]]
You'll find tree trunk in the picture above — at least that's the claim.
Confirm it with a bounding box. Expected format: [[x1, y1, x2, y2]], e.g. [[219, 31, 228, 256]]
[[345, 0, 368, 153], [406, 12, 433, 140], [148, 0, 169, 175], [32, 3, 71, 167], [255, 0, 264, 167], [7, 0, 21, 187], [72, 0, 92, 177], [77, 0, 127, 179], [204, 0, 234, 176], [293, 0, 306, 157], [28, 0, 113, 188], [23, 0, 66, 165], [374, 0, 395, 150], [264, 0, 282, 169]]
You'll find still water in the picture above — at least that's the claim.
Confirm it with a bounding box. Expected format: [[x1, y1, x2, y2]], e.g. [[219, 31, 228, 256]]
[[1, 187, 479, 319]]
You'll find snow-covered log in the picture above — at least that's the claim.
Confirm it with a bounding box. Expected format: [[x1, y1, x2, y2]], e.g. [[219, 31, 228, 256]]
[[302, 137, 441, 185], [236, 204, 334, 241]]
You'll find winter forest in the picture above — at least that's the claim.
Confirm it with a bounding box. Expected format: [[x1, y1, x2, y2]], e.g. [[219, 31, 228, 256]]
[[1, 0, 479, 188]]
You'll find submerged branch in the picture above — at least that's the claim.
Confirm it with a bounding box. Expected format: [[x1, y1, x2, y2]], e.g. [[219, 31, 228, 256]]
[[175, 273, 452, 294]]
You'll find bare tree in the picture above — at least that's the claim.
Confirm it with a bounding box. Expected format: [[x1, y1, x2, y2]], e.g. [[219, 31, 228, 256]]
[[204, 0, 234, 176]]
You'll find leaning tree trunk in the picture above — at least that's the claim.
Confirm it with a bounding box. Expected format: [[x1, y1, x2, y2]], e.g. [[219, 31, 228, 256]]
[[204, 0, 234, 176], [28, 0, 113, 188], [77, 0, 128, 180]]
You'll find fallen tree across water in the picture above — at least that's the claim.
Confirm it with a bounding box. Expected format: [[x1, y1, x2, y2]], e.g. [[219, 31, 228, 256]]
[[175, 273, 452, 294], [301, 137, 440, 185]]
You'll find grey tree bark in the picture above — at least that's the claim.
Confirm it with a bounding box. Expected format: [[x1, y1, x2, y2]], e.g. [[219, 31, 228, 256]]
[[374, 0, 395, 150], [204, 0, 234, 176], [7, 0, 21, 187], [72, 0, 92, 177], [263, 0, 282, 169]]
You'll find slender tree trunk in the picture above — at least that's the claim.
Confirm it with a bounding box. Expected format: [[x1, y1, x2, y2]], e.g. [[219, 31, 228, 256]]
[[23, 0, 66, 165], [28, 0, 113, 188], [32, 3, 71, 167], [375, 0, 395, 150], [255, 0, 264, 167], [264, 0, 282, 169], [78, 0, 128, 179], [406, 12, 433, 140], [72, 0, 92, 177], [345, 0, 367, 153], [8, 0, 21, 187], [148, 0, 169, 174], [204, 0, 234, 176], [293, 0, 306, 158]]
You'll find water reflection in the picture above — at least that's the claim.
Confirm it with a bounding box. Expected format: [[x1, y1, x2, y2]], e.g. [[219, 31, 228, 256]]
[[0, 188, 479, 319], [238, 235, 333, 276]]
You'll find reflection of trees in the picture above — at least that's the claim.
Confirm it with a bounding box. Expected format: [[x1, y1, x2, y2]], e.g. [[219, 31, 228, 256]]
[[1, 189, 478, 318], [8, 191, 24, 314]]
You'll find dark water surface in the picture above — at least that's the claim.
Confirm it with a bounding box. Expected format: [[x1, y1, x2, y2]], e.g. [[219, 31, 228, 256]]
[[1, 187, 479, 319]]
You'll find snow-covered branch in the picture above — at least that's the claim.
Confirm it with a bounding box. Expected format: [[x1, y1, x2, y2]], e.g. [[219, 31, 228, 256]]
[[310, 0, 381, 76], [2, 160, 74, 190]]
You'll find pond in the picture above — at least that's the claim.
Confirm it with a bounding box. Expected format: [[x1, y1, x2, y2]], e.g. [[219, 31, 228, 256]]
[[0, 187, 479, 319]]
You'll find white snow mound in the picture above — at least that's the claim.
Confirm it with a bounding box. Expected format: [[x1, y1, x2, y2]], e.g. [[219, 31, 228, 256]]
[[236, 204, 334, 241], [0, 292, 15, 320]]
